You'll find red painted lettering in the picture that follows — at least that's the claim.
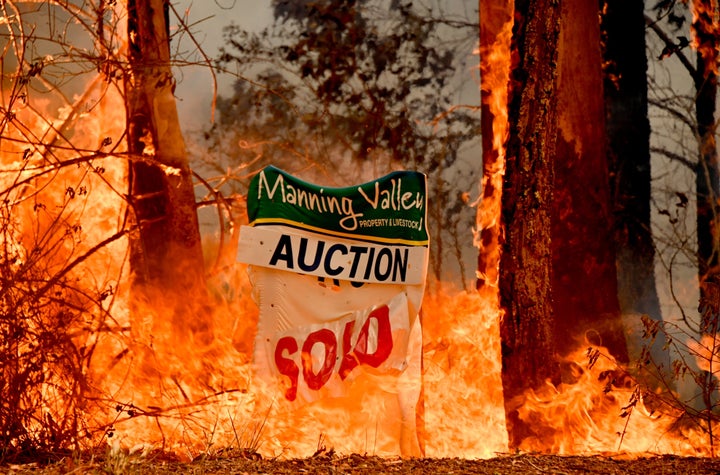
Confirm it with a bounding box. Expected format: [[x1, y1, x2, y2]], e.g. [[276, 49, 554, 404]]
[[356, 305, 393, 367], [339, 305, 393, 379], [274, 306, 395, 399], [301, 329, 337, 390], [274, 336, 299, 401], [339, 320, 358, 379]]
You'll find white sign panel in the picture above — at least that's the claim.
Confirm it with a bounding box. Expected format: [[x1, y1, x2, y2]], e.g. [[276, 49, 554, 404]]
[[238, 225, 428, 285]]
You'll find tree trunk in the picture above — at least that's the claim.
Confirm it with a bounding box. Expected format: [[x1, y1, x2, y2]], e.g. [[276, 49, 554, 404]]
[[124, 0, 210, 354], [125, 0, 205, 293], [499, 0, 562, 451], [601, 0, 668, 379], [692, 0, 720, 439], [551, 0, 628, 364], [694, 0, 720, 334]]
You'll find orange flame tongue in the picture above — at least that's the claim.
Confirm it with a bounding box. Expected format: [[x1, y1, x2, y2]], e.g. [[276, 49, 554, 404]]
[[514, 345, 713, 456]]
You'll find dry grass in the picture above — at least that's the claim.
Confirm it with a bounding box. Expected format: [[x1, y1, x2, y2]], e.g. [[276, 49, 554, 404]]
[[3, 452, 720, 475]]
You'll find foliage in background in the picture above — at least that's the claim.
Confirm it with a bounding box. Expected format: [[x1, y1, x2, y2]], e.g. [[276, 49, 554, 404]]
[[633, 0, 720, 454], [204, 0, 480, 288]]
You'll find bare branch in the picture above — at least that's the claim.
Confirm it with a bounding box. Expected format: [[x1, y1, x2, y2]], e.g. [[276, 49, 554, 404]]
[[650, 145, 697, 171], [645, 13, 698, 80]]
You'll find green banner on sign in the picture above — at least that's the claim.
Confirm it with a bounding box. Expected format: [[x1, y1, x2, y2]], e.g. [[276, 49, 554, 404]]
[[247, 166, 428, 246]]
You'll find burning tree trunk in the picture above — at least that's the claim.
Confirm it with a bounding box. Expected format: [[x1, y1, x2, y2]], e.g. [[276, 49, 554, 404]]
[[125, 0, 205, 293], [499, 0, 562, 450], [692, 0, 720, 439], [551, 0, 628, 364], [694, 0, 720, 334], [476, 0, 512, 295]]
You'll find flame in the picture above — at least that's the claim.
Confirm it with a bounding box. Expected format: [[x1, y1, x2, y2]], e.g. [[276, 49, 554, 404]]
[[422, 288, 507, 457], [1, 75, 129, 448], [515, 345, 712, 456], [474, 11, 512, 292], [692, 0, 720, 77], [0, 0, 717, 463], [690, 334, 720, 377]]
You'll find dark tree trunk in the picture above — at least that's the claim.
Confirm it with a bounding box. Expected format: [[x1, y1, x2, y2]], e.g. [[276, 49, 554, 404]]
[[694, 0, 720, 334], [692, 0, 719, 442], [601, 0, 667, 378], [499, 0, 562, 451], [124, 0, 211, 354], [551, 0, 628, 364], [125, 0, 205, 293]]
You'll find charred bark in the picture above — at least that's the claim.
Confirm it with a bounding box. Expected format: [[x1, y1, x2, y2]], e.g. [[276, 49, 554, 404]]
[[551, 0, 628, 364], [499, 0, 562, 451], [692, 0, 720, 442], [694, 0, 720, 336], [125, 0, 205, 293]]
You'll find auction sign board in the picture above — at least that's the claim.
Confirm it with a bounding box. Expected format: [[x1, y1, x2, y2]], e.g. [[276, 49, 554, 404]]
[[237, 165, 429, 455]]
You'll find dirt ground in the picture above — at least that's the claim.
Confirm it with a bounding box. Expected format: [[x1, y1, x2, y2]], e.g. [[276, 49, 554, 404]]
[[4, 452, 720, 474]]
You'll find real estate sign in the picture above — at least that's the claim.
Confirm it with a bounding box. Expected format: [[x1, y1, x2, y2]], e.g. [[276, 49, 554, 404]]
[[237, 165, 429, 455]]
